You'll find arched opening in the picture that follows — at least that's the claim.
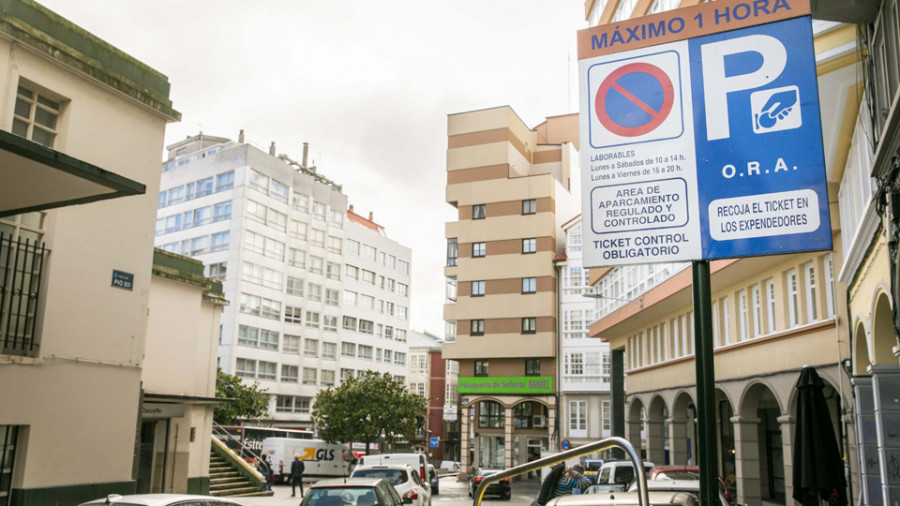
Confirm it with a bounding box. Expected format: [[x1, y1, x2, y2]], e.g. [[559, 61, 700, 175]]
[[716, 389, 737, 500], [647, 396, 668, 465], [627, 397, 645, 458], [737, 383, 784, 505], [853, 319, 872, 375], [671, 392, 696, 466], [872, 292, 896, 366]]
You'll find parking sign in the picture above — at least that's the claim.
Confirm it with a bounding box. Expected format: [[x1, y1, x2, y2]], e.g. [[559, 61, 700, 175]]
[[578, 0, 830, 267]]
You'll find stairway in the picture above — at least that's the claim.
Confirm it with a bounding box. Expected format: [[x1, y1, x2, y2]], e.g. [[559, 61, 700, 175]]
[[209, 449, 274, 497]]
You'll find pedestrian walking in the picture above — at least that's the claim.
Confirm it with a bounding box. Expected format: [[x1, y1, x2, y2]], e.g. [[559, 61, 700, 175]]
[[256, 457, 271, 490], [291, 454, 306, 497]]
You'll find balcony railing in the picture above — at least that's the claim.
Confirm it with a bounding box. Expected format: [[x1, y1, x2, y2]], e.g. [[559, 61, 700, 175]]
[[0, 233, 47, 357]]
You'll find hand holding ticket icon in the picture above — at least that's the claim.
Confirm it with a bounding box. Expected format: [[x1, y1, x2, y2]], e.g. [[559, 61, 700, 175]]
[[755, 89, 798, 129]]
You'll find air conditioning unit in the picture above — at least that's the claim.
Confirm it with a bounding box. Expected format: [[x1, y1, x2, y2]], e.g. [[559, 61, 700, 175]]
[[533, 415, 547, 428]]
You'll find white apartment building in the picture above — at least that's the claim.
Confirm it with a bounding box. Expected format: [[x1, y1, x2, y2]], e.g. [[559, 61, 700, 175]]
[[556, 215, 612, 447], [155, 134, 412, 428]]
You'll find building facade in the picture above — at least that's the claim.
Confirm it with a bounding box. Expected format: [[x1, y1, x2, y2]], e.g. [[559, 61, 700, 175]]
[[407, 330, 458, 463], [557, 216, 613, 450], [583, 0, 875, 505], [0, 0, 180, 503], [441, 106, 580, 477], [155, 136, 412, 428]]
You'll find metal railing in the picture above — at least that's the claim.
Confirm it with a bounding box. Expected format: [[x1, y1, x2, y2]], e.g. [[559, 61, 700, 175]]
[[472, 437, 649, 506], [0, 233, 47, 357], [212, 422, 265, 463]]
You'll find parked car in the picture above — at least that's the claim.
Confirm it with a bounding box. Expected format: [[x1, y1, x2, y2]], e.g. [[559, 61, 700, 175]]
[[594, 460, 656, 488], [468, 468, 511, 500], [627, 478, 732, 506], [301, 477, 412, 506], [426, 463, 439, 494], [350, 465, 431, 506], [79, 494, 243, 506], [648, 465, 734, 505], [546, 491, 700, 506], [357, 453, 429, 491]]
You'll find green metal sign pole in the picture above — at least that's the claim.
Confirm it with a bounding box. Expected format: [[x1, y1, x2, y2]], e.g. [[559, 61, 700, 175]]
[[692, 260, 718, 506]]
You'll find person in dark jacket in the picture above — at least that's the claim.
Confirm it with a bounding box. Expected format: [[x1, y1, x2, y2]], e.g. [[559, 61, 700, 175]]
[[290, 454, 306, 497]]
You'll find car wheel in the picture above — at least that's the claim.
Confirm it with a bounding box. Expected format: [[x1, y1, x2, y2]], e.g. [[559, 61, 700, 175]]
[[504, 494, 511, 501]]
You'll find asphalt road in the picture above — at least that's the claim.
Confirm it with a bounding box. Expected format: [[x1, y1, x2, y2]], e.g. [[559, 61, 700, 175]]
[[239, 475, 541, 506]]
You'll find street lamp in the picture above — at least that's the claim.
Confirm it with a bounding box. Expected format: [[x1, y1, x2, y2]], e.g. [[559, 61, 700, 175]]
[[582, 289, 643, 308]]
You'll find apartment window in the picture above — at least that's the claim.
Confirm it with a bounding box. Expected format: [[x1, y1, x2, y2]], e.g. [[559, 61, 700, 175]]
[[326, 262, 341, 280], [329, 209, 344, 227], [383, 350, 392, 363], [342, 316, 358, 331], [195, 177, 213, 198], [766, 278, 776, 333], [235, 358, 256, 378], [281, 365, 299, 383], [283, 335, 301, 354], [345, 265, 359, 280], [445, 321, 457, 341], [446, 276, 458, 303], [310, 228, 326, 247], [327, 236, 343, 254], [293, 193, 309, 213], [787, 269, 799, 327], [323, 315, 338, 332], [305, 311, 320, 329], [358, 345, 373, 360], [398, 283, 409, 297], [522, 317, 537, 334], [478, 401, 503, 428], [472, 242, 486, 258], [276, 395, 310, 413], [325, 288, 340, 306], [322, 342, 337, 360], [359, 319, 375, 334], [304, 338, 319, 357], [446, 238, 458, 266], [211, 231, 229, 252], [309, 255, 324, 275], [722, 296, 731, 346], [522, 238, 536, 254], [362, 245, 377, 261], [207, 262, 227, 280], [385, 326, 394, 340], [346, 239, 360, 255], [471, 280, 485, 297], [471, 319, 485, 336], [340, 368, 354, 381], [752, 285, 762, 338], [303, 368, 317, 385], [525, 359, 540, 376], [341, 342, 356, 357], [737, 290, 747, 341], [13, 85, 61, 147], [361, 270, 376, 284], [570, 400, 587, 432], [284, 306, 303, 324], [191, 236, 210, 255], [472, 204, 486, 220], [289, 220, 308, 240], [475, 360, 489, 376], [360, 294, 375, 309], [523, 199, 537, 215], [804, 261, 817, 323], [288, 248, 306, 269], [287, 277, 304, 297], [343, 290, 358, 307], [321, 370, 336, 386], [216, 171, 235, 192], [249, 170, 269, 193], [312, 202, 327, 220], [214, 201, 232, 222], [522, 277, 537, 294], [398, 260, 409, 274], [602, 400, 611, 431], [824, 254, 836, 317], [395, 329, 407, 342]]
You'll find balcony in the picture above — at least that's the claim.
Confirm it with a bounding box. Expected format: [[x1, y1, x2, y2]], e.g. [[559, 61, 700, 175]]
[[0, 233, 48, 357]]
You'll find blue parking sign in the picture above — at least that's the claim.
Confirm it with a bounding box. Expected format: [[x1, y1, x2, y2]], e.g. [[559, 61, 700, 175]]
[[430, 437, 439, 448], [579, 7, 830, 266]]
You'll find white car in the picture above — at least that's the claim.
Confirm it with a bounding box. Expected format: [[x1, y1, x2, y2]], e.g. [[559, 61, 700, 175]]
[[351, 464, 431, 506], [79, 494, 243, 506]]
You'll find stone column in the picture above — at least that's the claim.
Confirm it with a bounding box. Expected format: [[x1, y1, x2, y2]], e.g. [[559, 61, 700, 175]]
[[731, 415, 762, 506], [461, 402, 471, 480], [777, 414, 795, 503], [626, 412, 643, 457], [646, 419, 666, 464], [667, 417, 689, 465], [871, 364, 900, 504]]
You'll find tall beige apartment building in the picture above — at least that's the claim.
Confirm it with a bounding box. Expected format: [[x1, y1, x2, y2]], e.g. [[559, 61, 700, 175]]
[[442, 106, 579, 474]]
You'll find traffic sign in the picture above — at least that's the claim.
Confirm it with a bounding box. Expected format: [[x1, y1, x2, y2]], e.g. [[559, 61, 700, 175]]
[[561, 440, 571, 450], [429, 437, 439, 448], [578, 0, 829, 267]]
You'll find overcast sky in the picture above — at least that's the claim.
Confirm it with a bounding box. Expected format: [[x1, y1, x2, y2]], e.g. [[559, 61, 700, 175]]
[[38, 0, 587, 337]]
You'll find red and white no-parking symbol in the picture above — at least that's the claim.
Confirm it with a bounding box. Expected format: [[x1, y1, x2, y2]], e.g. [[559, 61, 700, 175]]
[[595, 62, 675, 137]]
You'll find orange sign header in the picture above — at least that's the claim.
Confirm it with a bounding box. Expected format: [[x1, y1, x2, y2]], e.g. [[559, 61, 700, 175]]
[[577, 0, 810, 59]]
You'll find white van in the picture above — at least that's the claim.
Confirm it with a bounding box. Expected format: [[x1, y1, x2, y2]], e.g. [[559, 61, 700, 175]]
[[594, 460, 656, 488], [261, 437, 355, 483], [357, 453, 429, 491]]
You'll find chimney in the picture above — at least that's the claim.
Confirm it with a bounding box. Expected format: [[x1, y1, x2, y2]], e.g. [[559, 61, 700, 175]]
[[239, 129, 245, 143], [302, 142, 309, 169], [349, 204, 354, 214], [369, 212, 374, 222], [269, 142, 276, 156]]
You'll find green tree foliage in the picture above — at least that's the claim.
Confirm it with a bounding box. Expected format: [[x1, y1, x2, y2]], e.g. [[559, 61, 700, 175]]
[[312, 371, 427, 453], [214, 368, 270, 425]]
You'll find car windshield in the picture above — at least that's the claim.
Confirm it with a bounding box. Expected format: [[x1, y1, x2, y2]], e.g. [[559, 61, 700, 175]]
[[302, 487, 380, 506], [353, 469, 408, 486]]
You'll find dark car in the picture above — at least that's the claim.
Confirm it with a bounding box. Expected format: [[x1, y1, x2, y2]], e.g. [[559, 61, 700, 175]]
[[469, 468, 511, 500], [302, 477, 413, 506]]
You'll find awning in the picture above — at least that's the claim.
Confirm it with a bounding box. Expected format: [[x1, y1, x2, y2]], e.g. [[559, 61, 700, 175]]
[[0, 129, 145, 218]]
